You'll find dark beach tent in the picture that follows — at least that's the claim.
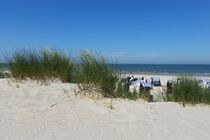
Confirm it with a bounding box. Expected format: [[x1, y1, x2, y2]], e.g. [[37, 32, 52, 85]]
[[151, 77, 161, 86], [166, 80, 174, 89]]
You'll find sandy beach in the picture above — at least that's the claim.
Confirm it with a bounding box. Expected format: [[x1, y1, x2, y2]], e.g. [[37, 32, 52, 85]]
[[0, 75, 210, 140]]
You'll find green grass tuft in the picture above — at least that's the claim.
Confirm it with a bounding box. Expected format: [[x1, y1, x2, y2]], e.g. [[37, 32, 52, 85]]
[[0, 71, 4, 78], [7, 48, 75, 82], [5, 48, 158, 102], [40, 49, 75, 82], [76, 50, 119, 97], [166, 77, 210, 105]]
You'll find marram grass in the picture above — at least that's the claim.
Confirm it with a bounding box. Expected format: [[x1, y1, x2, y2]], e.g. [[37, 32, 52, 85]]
[[6, 48, 210, 103], [75, 51, 149, 100], [76, 50, 119, 97], [7, 48, 75, 82], [166, 77, 210, 105], [39, 49, 75, 82], [0, 71, 5, 78]]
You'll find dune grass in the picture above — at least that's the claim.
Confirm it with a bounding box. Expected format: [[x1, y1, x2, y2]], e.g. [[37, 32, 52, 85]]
[[0, 71, 5, 78], [7, 48, 75, 82], [166, 77, 210, 105], [3, 50, 154, 102], [7, 48, 210, 103], [7, 49, 43, 80], [76, 50, 119, 97], [0, 71, 10, 79], [5, 48, 155, 101], [40, 49, 75, 82], [75, 51, 153, 101], [7, 49, 124, 98]]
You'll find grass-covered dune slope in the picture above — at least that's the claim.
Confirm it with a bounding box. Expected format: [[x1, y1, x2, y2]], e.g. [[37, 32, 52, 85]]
[[5, 48, 210, 104]]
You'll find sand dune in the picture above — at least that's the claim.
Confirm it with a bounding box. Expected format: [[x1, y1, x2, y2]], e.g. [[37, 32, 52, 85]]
[[0, 77, 210, 140]]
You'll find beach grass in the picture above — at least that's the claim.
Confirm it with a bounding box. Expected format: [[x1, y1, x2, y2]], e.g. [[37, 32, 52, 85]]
[[7, 48, 210, 104], [5, 48, 155, 101], [115, 80, 137, 100], [7, 49, 41, 80], [76, 50, 152, 101], [76, 50, 119, 97], [0, 71, 5, 78], [0, 71, 10, 79], [114, 79, 153, 101], [76, 60, 151, 100], [7, 48, 75, 82], [40, 49, 75, 82], [166, 77, 210, 105]]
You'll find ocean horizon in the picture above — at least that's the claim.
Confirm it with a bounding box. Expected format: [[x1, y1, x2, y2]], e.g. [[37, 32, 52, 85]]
[[1, 63, 210, 76]]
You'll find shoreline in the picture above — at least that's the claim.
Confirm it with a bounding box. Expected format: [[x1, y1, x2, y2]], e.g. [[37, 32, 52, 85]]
[[119, 71, 210, 77]]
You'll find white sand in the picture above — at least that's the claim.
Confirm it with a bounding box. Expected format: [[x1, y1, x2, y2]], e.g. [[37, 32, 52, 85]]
[[0, 76, 210, 140]]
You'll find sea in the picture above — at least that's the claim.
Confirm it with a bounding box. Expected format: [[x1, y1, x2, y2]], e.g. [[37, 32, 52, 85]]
[[1, 63, 210, 77], [111, 64, 210, 77]]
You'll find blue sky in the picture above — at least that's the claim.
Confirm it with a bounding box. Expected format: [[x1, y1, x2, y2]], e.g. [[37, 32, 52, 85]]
[[0, 0, 210, 64]]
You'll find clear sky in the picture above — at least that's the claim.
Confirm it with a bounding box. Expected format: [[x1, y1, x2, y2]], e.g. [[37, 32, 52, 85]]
[[0, 0, 210, 64]]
